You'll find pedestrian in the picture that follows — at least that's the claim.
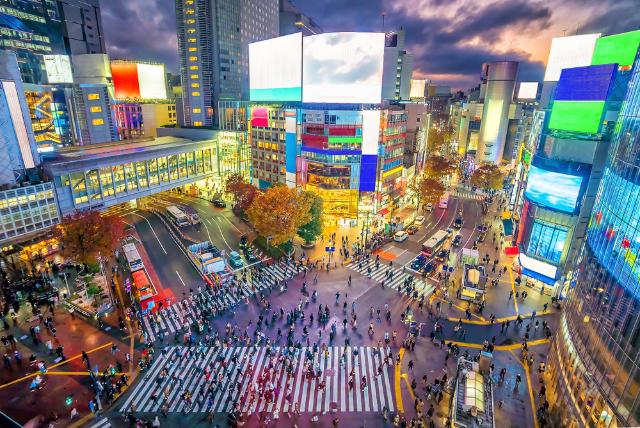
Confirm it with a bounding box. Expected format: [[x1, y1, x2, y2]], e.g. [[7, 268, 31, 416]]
[[408, 359, 414, 371]]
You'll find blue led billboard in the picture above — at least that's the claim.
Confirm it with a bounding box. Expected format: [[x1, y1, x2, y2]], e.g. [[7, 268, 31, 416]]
[[524, 165, 584, 214], [554, 64, 617, 101], [359, 155, 377, 192]]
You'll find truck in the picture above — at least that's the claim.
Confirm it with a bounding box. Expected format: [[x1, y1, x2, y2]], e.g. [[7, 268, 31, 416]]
[[188, 241, 226, 274]]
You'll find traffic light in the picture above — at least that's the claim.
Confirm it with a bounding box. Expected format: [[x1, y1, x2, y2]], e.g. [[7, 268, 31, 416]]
[[65, 395, 73, 406]]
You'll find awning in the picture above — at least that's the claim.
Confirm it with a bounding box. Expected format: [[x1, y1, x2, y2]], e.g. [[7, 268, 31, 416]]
[[378, 208, 390, 216], [502, 219, 514, 236], [522, 268, 556, 285]]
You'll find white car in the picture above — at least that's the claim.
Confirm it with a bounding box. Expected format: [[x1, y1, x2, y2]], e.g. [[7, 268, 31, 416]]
[[394, 231, 409, 242], [425, 203, 433, 212], [415, 215, 425, 225]]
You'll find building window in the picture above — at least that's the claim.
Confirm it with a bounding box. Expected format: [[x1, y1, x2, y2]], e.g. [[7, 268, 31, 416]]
[[188, 47, 197, 52], [188, 38, 197, 43], [190, 74, 199, 79], [92, 118, 104, 125], [191, 82, 199, 88], [87, 93, 100, 100], [189, 65, 199, 70], [189, 56, 198, 62], [90, 106, 102, 113], [187, 28, 196, 34], [186, 19, 195, 24], [527, 220, 568, 263], [191, 91, 200, 96], [185, 8, 195, 14], [192, 108, 201, 113], [193, 121, 203, 126]]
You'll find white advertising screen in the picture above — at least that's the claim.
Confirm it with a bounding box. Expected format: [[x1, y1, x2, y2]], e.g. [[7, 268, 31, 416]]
[[543, 33, 601, 82], [136, 63, 167, 99], [519, 253, 557, 279], [410, 79, 426, 98], [361, 110, 381, 155], [517, 82, 539, 99], [43, 55, 73, 84], [250, 32, 302, 101], [303, 32, 385, 103]]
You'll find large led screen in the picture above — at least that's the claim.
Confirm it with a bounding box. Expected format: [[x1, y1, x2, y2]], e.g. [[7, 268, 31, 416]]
[[554, 64, 616, 101], [544, 33, 601, 82], [137, 63, 167, 99], [519, 253, 558, 279], [524, 165, 583, 213], [112, 62, 140, 99], [249, 32, 302, 101], [548, 101, 605, 134], [591, 30, 640, 68], [517, 82, 538, 99], [43, 55, 73, 83], [302, 32, 385, 103]]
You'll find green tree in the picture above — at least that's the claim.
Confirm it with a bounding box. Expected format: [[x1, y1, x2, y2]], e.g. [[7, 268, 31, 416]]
[[408, 176, 446, 212], [471, 164, 505, 191], [55, 210, 124, 264], [297, 191, 323, 244]]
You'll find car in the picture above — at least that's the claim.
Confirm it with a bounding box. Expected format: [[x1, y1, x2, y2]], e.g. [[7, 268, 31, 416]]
[[422, 261, 436, 274], [452, 235, 463, 247], [212, 199, 226, 208], [228, 251, 244, 268], [454, 217, 464, 229], [415, 215, 425, 225], [239, 235, 248, 248], [411, 255, 427, 270], [425, 203, 433, 212], [436, 249, 449, 262], [477, 224, 488, 233], [406, 225, 419, 235], [244, 247, 258, 263], [394, 230, 409, 242]]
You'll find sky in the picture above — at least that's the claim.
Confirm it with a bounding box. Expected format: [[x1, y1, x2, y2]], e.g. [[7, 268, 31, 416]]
[[101, 0, 639, 90]]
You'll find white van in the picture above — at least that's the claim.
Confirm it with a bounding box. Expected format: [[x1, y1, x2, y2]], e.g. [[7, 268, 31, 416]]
[[394, 230, 409, 242]]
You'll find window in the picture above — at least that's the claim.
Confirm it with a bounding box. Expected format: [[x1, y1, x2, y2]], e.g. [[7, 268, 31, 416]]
[[92, 118, 104, 125], [527, 220, 568, 263], [193, 121, 203, 126], [90, 106, 102, 113], [191, 91, 200, 96], [192, 108, 201, 113], [185, 8, 194, 14], [190, 74, 199, 79], [188, 47, 197, 52], [189, 56, 198, 62], [87, 93, 100, 100], [188, 38, 196, 43], [187, 28, 196, 34], [191, 82, 199, 88], [186, 19, 195, 24], [189, 65, 199, 70]]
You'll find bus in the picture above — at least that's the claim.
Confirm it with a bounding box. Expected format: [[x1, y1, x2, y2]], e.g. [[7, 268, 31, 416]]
[[122, 242, 144, 272], [166, 205, 190, 227], [422, 229, 449, 257], [439, 192, 450, 209]]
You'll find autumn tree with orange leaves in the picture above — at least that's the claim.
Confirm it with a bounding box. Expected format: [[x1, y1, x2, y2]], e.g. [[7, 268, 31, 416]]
[[247, 186, 313, 246], [225, 173, 257, 215], [55, 210, 125, 264]]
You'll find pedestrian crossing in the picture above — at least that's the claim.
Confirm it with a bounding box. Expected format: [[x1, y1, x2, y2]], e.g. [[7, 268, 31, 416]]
[[87, 418, 111, 428], [141, 263, 295, 343], [345, 261, 435, 299], [120, 345, 395, 414], [452, 190, 485, 201]]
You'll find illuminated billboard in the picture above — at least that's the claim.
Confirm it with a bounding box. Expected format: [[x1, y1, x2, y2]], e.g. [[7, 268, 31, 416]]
[[548, 101, 605, 134], [410, 79, 426, 98], [554, 64, 616, 101], [591, 30, 640, 68], [543, 33, 601, 82], [43, 55, 73, 84], [111, 61, 167, 100], [524, 165, 583, 213], [249, 32, 302, 101], [302, 32, 385, 103], [519, 253, 558, 280], [517, 82, 538, 99]]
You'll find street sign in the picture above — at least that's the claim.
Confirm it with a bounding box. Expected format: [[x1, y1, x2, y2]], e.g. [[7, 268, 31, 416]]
[[449, 267, 454, 272], [325, 246, 335, 252], [442, 265, 448, 271]]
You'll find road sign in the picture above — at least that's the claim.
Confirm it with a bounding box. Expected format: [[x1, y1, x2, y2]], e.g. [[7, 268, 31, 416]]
[[325, 246, 335, 252]]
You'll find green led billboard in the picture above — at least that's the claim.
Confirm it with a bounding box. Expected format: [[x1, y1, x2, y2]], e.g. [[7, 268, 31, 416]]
[[591, 30, 640, 68], [548, 101, 605, 134]]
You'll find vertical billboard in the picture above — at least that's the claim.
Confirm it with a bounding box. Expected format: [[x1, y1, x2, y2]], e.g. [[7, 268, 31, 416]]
[[302, 32, 385, 103], [43, 55, 73, 84], [543, 33, 601, 82], [249, 32, 302, 101]]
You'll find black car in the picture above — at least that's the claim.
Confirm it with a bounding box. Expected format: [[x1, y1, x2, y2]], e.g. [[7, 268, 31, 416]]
[[453, 235, 462, 247], [454, 217, 464, 229], [422, 261, 436, 274], [435, 249, 449, 262], [212, 199, 226, 208], [477, 232, 486, 243], [244, 247, 258, 262], [411, 255, 427, 270], [239, 235, 248, 248]]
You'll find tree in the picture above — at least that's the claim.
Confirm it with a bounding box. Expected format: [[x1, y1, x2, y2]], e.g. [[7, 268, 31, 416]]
[[471, 164, 505, 191], [297, 191, 323, 244], [55, 210, 124, 264], [247, 186, 313, 246], [424, 155, 458, 180], [427, 127, 453, 155], [408, 176, 446, 212], [224, 173, 257, 214]]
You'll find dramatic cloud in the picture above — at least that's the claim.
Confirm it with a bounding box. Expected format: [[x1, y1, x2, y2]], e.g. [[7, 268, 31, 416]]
[[100, 0, 640, 89]]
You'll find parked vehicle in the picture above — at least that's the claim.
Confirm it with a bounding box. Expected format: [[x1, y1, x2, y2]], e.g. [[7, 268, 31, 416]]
[[415, 215, 425, 225], [212, 199, 226, 208]]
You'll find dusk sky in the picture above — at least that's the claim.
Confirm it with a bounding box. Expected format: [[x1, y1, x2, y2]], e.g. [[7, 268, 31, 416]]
[[101, 0, 639, 89]]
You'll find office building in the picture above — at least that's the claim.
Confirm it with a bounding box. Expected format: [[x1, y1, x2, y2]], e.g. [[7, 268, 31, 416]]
[[57, 0, 106, 55], [279, 0, 321, 36], [546, 34, 640, 427], [71, 53, 112, 85], [72, 83, 118, 145], [381, 29, 414, 101], [476, 61, 518, 164], [175, 0, 279, 127]]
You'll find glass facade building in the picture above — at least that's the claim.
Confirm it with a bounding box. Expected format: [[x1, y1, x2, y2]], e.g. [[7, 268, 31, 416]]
[[0, 182, 59, 245], [547, 54, 640, 427]]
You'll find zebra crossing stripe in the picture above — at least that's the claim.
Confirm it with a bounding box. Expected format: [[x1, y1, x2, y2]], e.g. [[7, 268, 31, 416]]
[[87, 417, 111, 428], [119, 347, 176, 412]]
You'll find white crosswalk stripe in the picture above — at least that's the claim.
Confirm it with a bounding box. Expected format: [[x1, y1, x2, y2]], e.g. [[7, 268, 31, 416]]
[[345, 261, 435, 299], [87, 418, 111, 428], [452, 190, 485, 201], [141, 263, 296, 343], [121, 346, 395, 414]]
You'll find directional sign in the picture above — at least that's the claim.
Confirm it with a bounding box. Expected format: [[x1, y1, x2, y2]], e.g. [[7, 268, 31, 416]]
[[325, 246, 335, 252]]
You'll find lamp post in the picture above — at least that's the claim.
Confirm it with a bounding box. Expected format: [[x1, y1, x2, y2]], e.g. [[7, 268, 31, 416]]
[[294, 21, 317, 35]]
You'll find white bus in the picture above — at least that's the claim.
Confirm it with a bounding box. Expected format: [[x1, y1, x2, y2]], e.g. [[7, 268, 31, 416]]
[[422, 229, 449, 257], [122, 242, 144, 272], [439, 192, 450, 209], [166, 205, 190, 227]]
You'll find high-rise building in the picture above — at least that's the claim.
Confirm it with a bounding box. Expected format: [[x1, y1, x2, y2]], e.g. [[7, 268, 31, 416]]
[[278, 0, 321, 36], [381, 29, 414, 101], [175, 0, 279, 127], [546, 40, 640, 427], [56, 0, 106, 55]]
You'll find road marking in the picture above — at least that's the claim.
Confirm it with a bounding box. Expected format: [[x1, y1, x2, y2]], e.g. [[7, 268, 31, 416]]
[[401, 373, 416, 401], [131, 212, 167, 255], [508, 265, 519, 315], [445, 338, 549, 351], [221, 215, 242, 233], [175, 270, 186, 286], [212, 217, 234, 251], [394, 348, 404, 414], [510, 350, 540, 428]]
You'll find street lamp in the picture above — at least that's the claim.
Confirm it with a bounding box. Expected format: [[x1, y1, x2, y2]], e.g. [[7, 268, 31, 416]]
[[294, 21, 317, 35]]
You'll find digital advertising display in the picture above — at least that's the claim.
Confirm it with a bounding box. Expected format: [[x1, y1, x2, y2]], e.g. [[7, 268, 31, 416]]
[[361, 110, 381, 155], [137, 63, 167, 99], [111, 61, 167, 100], [524, 165, 584, 214], [548, 100, 605, 134], [111, 62, 140, 99], [519, 253, 558, 280], [302, 32, 385, 103], [517, 82, 538, 99], [249, 32, 302, 101], [43, 55, 73, 84], [554, 64, 616, 101], [410, 79, 426, 98], [591, 30, 640, 68], [543, 33, 601, 82]]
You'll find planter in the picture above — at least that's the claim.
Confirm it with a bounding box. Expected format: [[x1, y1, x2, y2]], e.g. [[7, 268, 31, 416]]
[[301, 241, 316, 249]]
